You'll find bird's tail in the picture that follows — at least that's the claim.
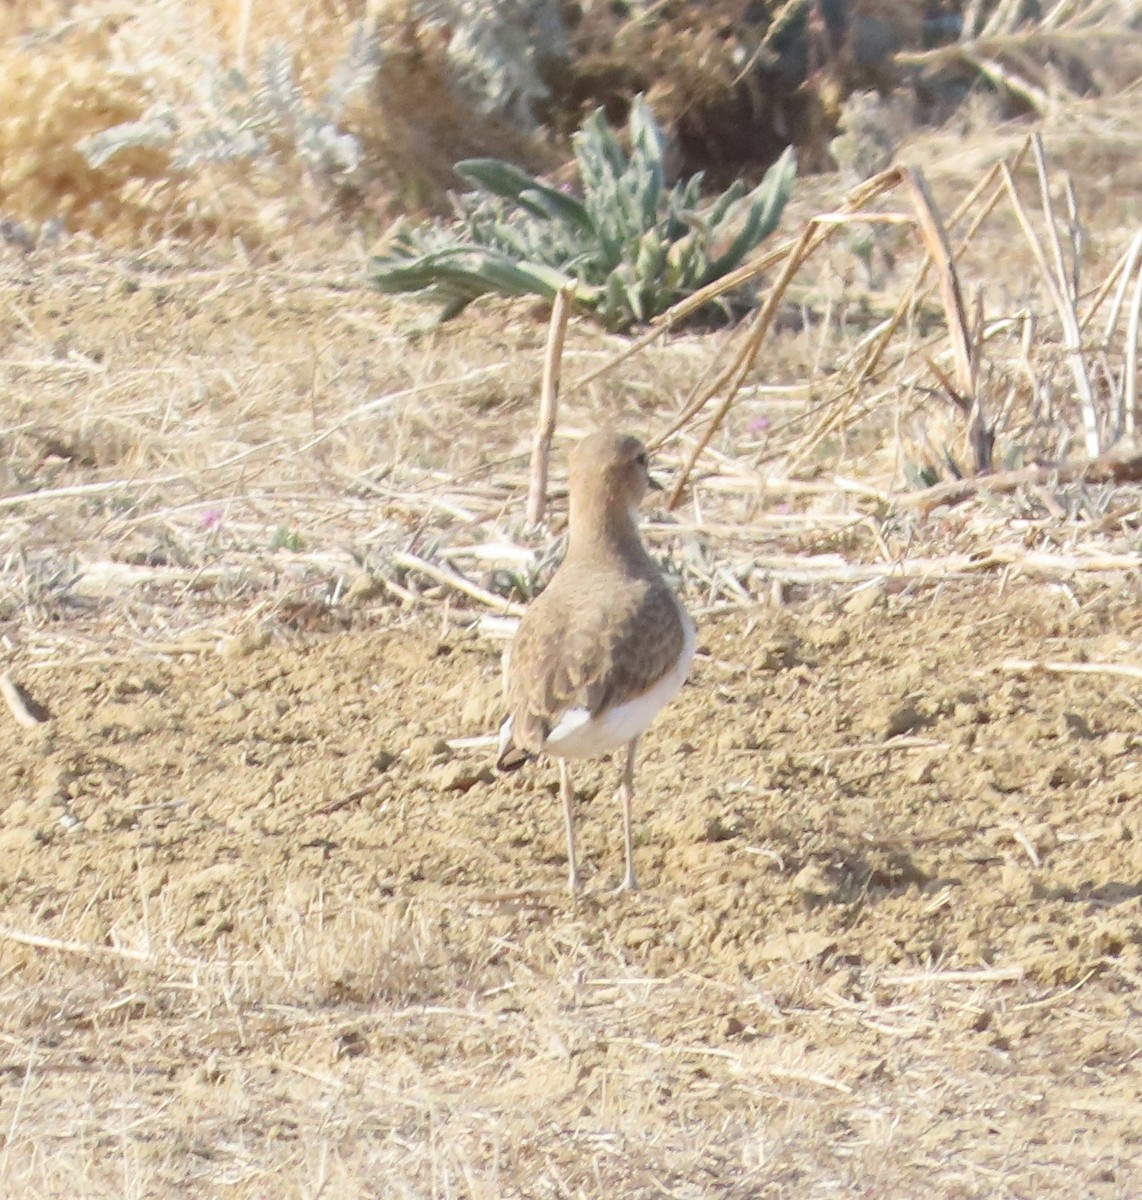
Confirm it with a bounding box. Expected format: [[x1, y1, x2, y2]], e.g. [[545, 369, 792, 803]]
[[496, 717, 532, 773]]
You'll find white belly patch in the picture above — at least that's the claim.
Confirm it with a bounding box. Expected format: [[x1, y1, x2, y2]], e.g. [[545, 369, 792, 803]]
[[542, 606, 696, 760]]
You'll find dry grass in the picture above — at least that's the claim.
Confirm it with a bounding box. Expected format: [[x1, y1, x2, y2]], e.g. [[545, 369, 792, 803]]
[[1, 91, 1140, 688], [0, 878, 1138, 1195]]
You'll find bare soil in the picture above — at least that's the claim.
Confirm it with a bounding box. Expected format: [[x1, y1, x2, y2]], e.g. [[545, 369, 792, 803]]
[[0, 574, 1140, 1197]]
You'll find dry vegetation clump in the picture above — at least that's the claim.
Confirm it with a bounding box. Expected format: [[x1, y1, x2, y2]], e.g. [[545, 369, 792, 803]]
[[202, 0, 556, 218], [546, 0, 1138, 180], [2, 0, 1136, 246], [350, 15, 557, 216], [536, 0, 926, 178], [0, 6, 166, 237], [0, 0, 549, 244], [0, 1, 296, 241]]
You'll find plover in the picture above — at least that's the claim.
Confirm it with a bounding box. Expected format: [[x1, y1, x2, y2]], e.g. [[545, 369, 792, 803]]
[[497, 431, 695, 891]]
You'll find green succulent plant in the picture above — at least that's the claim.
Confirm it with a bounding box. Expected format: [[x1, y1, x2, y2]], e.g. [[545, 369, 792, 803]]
[[369, 95, 796, 330]]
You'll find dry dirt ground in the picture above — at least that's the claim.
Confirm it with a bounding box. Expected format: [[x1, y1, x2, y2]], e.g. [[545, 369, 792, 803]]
[[0, 574, 1140, 1197]]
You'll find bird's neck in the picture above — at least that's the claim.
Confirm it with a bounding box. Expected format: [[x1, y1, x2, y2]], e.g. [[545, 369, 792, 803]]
[[567, 492, 654, 571]]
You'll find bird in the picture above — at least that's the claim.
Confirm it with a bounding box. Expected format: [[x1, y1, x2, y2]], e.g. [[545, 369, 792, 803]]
[[496, 430, 695, 892]]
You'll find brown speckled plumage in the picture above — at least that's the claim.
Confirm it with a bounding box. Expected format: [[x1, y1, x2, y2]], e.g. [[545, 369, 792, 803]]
[[501, 570, 687, 762]]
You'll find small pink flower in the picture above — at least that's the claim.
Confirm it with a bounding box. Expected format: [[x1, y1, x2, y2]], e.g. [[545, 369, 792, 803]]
[[748, 415, 771, 435], [201, 508, 223, 532]]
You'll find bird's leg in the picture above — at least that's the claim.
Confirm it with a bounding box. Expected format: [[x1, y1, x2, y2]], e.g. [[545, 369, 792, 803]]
[[617, 737, 639, 891], [559, 758, 580, 893]]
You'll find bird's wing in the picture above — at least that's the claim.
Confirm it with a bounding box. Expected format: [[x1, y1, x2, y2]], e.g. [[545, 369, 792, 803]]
[[504, 580, 687, 754]]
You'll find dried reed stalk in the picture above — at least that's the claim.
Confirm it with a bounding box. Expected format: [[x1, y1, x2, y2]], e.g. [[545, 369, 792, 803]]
[[900, 167, 994, 471], [998, 658, 1142, 682], [659, 158, 994, 498], [654, 167, 909, 506], [0, 926, 153, 963], [1001, 139, 1100, 456], [901, 169, 975, 401], [563, 234, 802, 400], [896, 452, 1142, 514], [567, 168, 908, 414], [1096, 229, 1142, 344], [1123, 255, 1142, 439], [883, 965, 1024, 986], [782, 153, 1029, 478], [526, 285, 573, 530], [0, 443, 272, 512], [663, 223, 820, 509], [843, 140, 1031, 399], [235, 0, 255, 68], [390, 551, 526, 617], [0, 674, 49, 729]]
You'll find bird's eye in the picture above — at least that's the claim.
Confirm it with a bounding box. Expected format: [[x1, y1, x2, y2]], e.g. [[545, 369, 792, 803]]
[[635, 451, 648, 468]]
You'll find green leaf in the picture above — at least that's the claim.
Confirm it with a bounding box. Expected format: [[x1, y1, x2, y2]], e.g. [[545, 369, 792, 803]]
[[457, 159, 593, 233], [705, 146, 796, 280], [633, 229, 667, 280], [573, 107, 628, 195], [601, 271, 628, 328], [370, 244, 580, 314], [627, 96, 664, 231], [474, 254, 577, 300], [702, 178, 746, 229], [664, 231, 702, 289], [456, 157, 541, 200], [518, 187, 594, 234]]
